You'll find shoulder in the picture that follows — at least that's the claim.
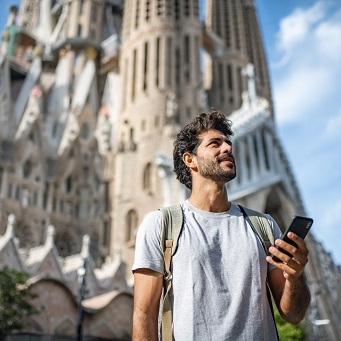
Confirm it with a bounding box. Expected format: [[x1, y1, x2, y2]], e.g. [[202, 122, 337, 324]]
[[136, 210, 162, 240], [236, 204, 281, 238], [237, 204, 272, 221], [142, 210, 162, 225]]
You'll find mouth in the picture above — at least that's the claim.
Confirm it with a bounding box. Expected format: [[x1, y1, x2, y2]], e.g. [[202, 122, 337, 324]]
[[218, 154, 234, 164]]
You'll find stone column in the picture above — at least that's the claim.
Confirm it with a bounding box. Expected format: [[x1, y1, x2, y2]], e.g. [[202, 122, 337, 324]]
[[265, 130, 275, 172], [255, 129, 266, 175], [46, 182, 54, 213], [247, 133, 257, 181], [0, 168, 8, 199], [237, 138, 248, 186]]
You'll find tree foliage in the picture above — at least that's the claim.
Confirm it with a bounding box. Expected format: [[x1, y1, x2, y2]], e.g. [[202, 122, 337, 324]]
[[0, 268, 38, 335], [275, 306, 307, 341]]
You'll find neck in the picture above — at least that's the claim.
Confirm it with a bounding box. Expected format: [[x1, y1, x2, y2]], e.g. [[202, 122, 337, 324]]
[[188, 181, 230, 213]]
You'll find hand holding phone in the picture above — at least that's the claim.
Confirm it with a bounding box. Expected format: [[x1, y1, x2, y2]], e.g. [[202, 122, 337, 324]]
[[271, 215, 313, 262]]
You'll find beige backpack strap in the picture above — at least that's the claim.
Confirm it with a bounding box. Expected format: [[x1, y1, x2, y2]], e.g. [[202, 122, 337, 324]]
[[238, 205, 279, 340], [238, 205, 274, 254], [160, 204, 183, 341]]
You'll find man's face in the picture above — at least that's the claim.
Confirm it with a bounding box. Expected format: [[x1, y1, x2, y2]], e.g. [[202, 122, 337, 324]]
[[194, 129, 237, 183]]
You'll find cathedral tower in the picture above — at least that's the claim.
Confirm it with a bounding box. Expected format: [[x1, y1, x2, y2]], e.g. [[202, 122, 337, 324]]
[[204, 0, 272, 114], [112, 0, 204, 267]]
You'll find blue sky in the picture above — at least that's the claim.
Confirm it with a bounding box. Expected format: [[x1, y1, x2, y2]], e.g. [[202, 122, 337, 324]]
[[1, 0, 341, 265], [256, 0, 341, 266]]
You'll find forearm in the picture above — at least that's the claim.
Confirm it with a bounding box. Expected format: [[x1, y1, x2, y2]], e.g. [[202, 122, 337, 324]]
[[132, 305, 159, 341], [279, 273, 311, 324]]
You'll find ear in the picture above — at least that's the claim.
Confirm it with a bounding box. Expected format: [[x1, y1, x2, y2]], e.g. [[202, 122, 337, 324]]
[[183, 152, 197, 170]]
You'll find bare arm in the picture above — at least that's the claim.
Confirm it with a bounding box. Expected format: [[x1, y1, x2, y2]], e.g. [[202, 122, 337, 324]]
[[133, 268, 163, 341], [267, 232, 311, 324]]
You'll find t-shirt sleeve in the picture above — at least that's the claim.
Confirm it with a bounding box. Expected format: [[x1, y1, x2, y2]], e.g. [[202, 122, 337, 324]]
[[265, 214, 282, 272], [132, 210, 164, 274]]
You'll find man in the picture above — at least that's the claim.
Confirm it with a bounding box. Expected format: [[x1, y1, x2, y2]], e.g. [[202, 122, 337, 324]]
[[132, 110, 310, 340]]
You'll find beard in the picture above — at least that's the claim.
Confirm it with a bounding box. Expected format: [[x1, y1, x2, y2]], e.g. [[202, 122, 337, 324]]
[[196, 155, 237, 183]]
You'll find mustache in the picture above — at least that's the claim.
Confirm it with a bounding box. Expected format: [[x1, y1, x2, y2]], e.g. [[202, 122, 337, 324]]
[[217, 153, 234, 163]]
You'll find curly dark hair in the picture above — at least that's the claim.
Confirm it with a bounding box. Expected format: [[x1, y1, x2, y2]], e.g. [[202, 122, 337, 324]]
[[173, 109, 233, 190]]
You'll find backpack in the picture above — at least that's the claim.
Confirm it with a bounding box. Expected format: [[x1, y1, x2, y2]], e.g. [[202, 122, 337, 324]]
[[159, 203, 278, 341]]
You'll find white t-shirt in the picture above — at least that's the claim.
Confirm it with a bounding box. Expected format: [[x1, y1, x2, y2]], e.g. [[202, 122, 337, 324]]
[[133, 200, 281, 341]]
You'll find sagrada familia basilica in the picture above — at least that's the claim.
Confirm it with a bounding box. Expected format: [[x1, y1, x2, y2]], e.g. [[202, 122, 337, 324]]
[[0, 0, 340, 339]]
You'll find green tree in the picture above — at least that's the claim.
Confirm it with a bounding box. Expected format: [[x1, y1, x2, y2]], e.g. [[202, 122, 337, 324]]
[[275, 307, 307, 341], [0, 268, 38, 336]]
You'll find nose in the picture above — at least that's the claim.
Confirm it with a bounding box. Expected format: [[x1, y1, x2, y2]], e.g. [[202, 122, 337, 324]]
[[221, 141, 232, 155]]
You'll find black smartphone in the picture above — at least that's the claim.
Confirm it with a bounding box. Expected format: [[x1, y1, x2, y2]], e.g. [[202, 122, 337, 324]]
[[272, 215, 313, 262]]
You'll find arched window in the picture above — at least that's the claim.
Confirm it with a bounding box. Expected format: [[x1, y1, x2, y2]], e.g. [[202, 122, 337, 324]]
[[90, 232, 99, 263], [66, 176, 73, 193], [155, 37, 160, 87], [103, 221, 109, 247], [52, 120, 58, 138], [145, 0, 151, 21], [55, 318, 75, 335], [265, 189, 286, 233], [81, 123, 90, 139], [135, 0, 140, 29], [143, 41, 149, 91], [23, 160, 32, 178], [261, 128, 270, 170], [15, 221, 33, 248], [143, 163, 153, 194], [126, 209, 138, 243], [55, 230, 77, 257]]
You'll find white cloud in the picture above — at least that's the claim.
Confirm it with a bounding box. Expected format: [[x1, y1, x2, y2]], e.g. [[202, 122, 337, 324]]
[[277, 2, 327, 53], [315, 18, 341, 61], [272, 2, 341, 125], [274, 67, 330, 124]]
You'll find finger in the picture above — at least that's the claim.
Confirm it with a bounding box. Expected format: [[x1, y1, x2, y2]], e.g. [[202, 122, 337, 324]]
[[284, 234, 309, 266], [287, 232, 309, 256], [273, 239, 297, 259], [273, 238, 308, 265], [266, 255, 297, 272], [266, 255, 303, 280], [267, 245, 306, 271], [267, 247, 297, 265]]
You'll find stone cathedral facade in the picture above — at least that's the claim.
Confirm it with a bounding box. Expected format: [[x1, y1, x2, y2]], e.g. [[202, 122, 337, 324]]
[[0, 0, 340, 340]]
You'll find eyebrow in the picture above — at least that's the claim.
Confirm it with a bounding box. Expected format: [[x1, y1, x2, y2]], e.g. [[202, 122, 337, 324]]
[[207, 136, 232, 144]]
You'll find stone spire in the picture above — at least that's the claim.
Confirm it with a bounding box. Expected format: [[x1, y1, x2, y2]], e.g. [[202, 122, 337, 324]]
[[35, 0, 53, 45], [241, 0, 273, 112], [242, 63, 258, 113], [5, 5, 18, 28], [113, 0, 202, 269], [204, 0, 273, 115]]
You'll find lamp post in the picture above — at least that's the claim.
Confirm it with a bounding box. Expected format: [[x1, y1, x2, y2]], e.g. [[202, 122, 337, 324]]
[[76, 256, 87, 341]]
